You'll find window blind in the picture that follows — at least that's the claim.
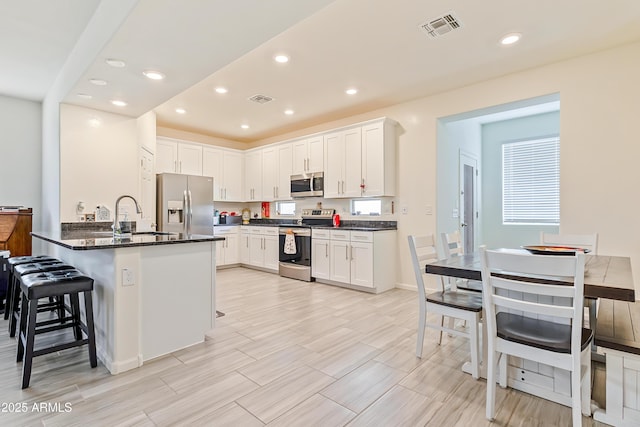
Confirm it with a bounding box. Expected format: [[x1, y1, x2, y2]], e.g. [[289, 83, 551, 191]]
[[502, 136, 560, 225]]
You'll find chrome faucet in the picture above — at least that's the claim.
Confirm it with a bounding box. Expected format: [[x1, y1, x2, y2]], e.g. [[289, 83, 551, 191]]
[[113, 195, 142, 236]]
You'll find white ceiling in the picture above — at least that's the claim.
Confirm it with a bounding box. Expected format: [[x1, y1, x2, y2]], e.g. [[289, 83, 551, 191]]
[[3, 0, 640, 143]]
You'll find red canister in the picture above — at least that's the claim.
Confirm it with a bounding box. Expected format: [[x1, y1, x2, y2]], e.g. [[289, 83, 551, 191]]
[[332, 214, 340, 227]]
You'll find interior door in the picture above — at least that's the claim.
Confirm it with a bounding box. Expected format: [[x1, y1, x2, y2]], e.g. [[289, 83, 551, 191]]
[[459, 152, 478, 253]]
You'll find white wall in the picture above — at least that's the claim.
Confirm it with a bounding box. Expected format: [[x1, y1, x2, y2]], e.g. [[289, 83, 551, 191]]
[[250, 40, 640, 293], [0, 95, 42, 230], [481, 111, 560, 248], [60, 104, 140, 222]]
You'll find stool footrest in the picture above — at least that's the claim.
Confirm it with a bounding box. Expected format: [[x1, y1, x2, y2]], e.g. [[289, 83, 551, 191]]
[[35, 319, 79, 333], [32, 339, 89, 358]]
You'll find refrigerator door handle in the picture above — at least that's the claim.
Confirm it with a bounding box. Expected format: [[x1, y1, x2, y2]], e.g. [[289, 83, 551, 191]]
[[183, 190, 188, 234], [187, 190, 194, 234]]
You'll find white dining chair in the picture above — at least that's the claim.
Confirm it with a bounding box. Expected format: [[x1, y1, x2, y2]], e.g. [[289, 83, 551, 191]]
[[408, 234, 483, 378], [540, 232, 598, 254], [440, 230, 483, 292], [540, 232, 599, 331], [480, 248, 592, 426]]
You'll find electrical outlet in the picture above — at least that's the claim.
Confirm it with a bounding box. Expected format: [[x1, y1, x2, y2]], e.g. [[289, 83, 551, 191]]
[[425, 205, 433, 215], [122, 268, 135, 286], [452, 208, 459, 218], [401, 206, 409, 215]]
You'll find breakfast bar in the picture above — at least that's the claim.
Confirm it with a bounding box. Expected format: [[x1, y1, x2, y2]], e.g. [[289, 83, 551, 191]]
[[32, 230, 224, 374]]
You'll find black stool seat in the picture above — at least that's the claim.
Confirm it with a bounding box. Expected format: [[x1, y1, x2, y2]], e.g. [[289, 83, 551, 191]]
[[8, 262, 76, 337], [20, 270, 94, 299], [4, 256, 58, 320], [17, 269, 97, 388]]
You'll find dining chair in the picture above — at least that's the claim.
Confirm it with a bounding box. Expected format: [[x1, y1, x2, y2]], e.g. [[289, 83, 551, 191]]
[[480, 248, 592, 426], [540, 232, 598, 254], [440, 230, 482, 292], [540, 232, 599, 331], [408, 234, 483, 378]]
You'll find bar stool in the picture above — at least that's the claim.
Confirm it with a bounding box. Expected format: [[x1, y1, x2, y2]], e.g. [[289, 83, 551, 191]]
[[4, 256, 58, 320], [8, 261, 76, 337], [17, 269, 97, 389]]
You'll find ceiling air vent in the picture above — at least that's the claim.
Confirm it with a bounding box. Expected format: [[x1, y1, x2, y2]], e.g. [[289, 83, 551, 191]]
[[419, 12, 462, 38], [248, 94, 274, 104]]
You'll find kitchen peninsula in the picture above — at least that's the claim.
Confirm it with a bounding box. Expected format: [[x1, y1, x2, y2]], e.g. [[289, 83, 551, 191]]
[[32, 229, 224, 374]]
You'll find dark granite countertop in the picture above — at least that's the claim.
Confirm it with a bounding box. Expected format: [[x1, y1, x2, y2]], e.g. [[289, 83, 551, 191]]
[[240, 219, 397, 231], [32, 231, 223, 251]]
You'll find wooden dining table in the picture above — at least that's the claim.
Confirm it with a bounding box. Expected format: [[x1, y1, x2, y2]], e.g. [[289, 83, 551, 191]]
[[425, 249, 636, 411], [426, 250, 635, 302]]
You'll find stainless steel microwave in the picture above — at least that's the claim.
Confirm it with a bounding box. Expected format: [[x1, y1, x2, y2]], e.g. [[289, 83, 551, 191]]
[[290, 172, 324, 198]]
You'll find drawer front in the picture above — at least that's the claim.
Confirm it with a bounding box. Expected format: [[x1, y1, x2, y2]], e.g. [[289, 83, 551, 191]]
[[350, 231, 373, 243], [330, 230, 350, 241], [250, 227, 264, 235], [313, 229, 331, 239], [262, 227, 278, 236]]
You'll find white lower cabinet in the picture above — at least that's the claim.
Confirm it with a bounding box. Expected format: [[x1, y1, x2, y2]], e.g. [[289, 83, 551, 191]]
[[214, 226, 239, 267], [240, 227, 250, 264], [246, 226, 278, 272], [313, 229, 395, 293]]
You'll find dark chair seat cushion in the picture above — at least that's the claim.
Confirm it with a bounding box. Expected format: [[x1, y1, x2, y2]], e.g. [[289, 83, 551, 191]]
[[426, 290, 483, 312], [14, 262, 75, 277], [20, 270, 93, 299], [455, 279, 483, 293], [496, 312, 593, 353]]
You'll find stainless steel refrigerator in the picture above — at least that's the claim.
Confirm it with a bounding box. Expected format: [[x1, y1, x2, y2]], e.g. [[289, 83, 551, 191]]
[[156, 173, 214, 235]]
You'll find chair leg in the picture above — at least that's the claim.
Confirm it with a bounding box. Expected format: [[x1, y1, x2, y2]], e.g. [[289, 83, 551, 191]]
[[468, 313, 480, 380], [486, 348, 497, 421], [84, 291, 97, 368], [571, 353, 583, 427], [3, 272, 13, 320], [16, 290, 29, 362], [499, 352, 507, 388], [438, 315, 444, 345], [416, 302, 426, 358], [580, 347, 591, 416], [70, 293, 82, 340], [21, 298, 39, 389], [8, 276, 20, 335], [447, 316, 455, 337]]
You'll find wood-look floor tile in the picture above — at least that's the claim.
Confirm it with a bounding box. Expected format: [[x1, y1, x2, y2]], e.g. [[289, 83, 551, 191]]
[[320, 360, 407, 413], [399, 358, 471, 402], [267, 393, 356, 427], [236, 329, 307, 360], [347, 385, 443, 426], [373, 335, 429, 372], [301, 327, 364, 354], [160, 349, 256, 393], [307, 341, 381, 379], [237, 344, 321, 386], [192, 402, 264, 427], [358, 323, 413, 350], [146, 371, 259, 426], [236, 366, 335, 424]]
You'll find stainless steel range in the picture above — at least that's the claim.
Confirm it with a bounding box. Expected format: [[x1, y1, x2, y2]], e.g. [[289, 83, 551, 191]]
[[278, 209, 334, 282]]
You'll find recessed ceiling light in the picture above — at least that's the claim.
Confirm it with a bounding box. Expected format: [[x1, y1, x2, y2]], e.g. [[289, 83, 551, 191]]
[[175, 108, 186, 114], [274, 54, 289, 63], [500, 33, 522, 45], [77, 93, 92, 99], [105, 58, 126, 68], [241, 124, 250, 129], [89, 79, 107, 86], [111, 100, 127, 107], [143, 70, 165, 80], [345, 88, 358, 95], [284, 109, 294, 115], [215, 87, 228, 94]]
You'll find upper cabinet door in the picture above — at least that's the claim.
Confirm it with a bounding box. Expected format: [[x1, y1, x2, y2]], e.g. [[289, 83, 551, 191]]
[[343, 127, 362, 198], [307, 135, 324, 173], [361, 119, 396, 197], [262, 147, 278, 201], [323, 132, 343, 198], [202, 147, 223, 200], [277, 144, 292, 200], [223, 151, 243, 201], [291, 139, 308, 175], [177, 143, 203, 175], [156, 138, 178, 173]]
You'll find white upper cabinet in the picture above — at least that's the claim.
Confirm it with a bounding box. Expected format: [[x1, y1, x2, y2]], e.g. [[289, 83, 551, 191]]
[[262, 143, 293, 201], [322, 118, 396, 199], [292, 135, 324, 175], [361, 119, 396, 197], [244, 150, 262, 201], [156, 137, 202, 175], [324, 127, 362, 198], [202, 147, 243, 201]]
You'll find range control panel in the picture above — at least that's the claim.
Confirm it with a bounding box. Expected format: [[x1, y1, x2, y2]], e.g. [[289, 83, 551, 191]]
[[301, 209, 335, 219]]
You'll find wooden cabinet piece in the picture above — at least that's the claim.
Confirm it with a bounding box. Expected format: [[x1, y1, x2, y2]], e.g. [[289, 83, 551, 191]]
[[0, 208, 33, 256]]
